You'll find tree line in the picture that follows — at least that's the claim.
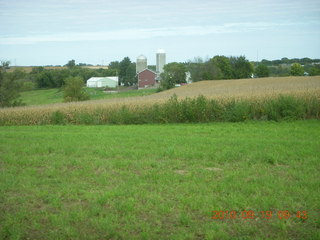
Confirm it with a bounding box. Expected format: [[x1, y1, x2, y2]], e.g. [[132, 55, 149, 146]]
[[159, 56, 320, 89], [1, 56, 320, 107], [258, 57, 320, 66], [0, 58, 138, 107]]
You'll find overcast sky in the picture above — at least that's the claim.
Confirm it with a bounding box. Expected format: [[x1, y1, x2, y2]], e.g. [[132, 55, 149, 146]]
[[0, 0, 319, 66]]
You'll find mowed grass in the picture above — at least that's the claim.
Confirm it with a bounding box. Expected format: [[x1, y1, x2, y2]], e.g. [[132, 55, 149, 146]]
[[0, 121, 319, 239], [19, 89, 64, 105]]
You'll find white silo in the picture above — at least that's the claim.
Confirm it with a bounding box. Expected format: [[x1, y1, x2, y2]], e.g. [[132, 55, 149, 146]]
[[136, 55, 147, 74], [156, 49, 166, 74]]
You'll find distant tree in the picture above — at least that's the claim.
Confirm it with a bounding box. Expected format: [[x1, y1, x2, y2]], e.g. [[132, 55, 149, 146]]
[[1, 60, 11, 71], [160, 62, 187, 89], [290, 63, 304, 76], [35, 71, 55, 88], [186, 57, 206, 82], [269, 65, 290, 77], [300, 57, 312, 65], [119, 57, 130, 85], [0, 61, 24, 107], [65, 59, 76, 69], [255, 64, 270, 78], [188, 57, 219, 81], [308, 65, 320, 76], [148, 65, 156, 72], [77, 63, 88, 66], [188, 55, 254, 81], [119, 57, 136, 86], [230, 56, 253, 79], [201, 60, 218, 80], [261, 59, 271, 66], [108, 61, 120, 70], [211, 55, 233, 79], [63, 76, 89, 102], [126, 63, 137, 86], [31, 66, 45, 74], [281, 57, 290, 64]]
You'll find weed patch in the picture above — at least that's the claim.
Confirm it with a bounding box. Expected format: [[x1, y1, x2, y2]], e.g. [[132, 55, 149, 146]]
[[1, 94, 319, 125]]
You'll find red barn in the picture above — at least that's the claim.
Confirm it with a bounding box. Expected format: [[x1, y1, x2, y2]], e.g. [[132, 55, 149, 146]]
[[137, 69, 157, 89]]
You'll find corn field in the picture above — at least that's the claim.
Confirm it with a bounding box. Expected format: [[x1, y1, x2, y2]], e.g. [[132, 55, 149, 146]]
[[0, 76, 319, 125]]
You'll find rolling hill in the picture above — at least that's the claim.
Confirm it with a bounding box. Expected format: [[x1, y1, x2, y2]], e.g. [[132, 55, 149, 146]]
[[148, 76, 320, 101]]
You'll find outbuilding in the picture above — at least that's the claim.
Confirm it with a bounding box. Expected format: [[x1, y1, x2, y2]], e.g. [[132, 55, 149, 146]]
[[137, 69, 157, 89], [86, 77, 118, 88]]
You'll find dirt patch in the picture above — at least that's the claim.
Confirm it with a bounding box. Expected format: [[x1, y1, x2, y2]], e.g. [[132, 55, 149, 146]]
[[204, 167, 223, 171], [174, 170, 187, 175]]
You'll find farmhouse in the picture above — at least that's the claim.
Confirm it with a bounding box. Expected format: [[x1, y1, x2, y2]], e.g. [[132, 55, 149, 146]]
[[86, 77, 118, 88], [137, 69, 157, 89]]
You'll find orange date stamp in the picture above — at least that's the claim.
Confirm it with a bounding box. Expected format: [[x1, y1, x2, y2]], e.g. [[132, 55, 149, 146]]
[[212, 210, 308, 220]]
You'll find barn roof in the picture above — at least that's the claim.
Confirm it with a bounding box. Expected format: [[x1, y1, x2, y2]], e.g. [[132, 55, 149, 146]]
[[137, 68, 157, 75], [87, 77, 118, 82], [87, 77, 104, 82]]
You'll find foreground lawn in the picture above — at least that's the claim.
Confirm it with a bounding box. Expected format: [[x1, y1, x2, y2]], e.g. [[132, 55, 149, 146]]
[[0, 121, 319, 239]]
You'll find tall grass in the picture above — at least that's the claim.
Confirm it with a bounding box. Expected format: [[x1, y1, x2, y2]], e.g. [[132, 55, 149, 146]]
[[0, 93, 319, 125]]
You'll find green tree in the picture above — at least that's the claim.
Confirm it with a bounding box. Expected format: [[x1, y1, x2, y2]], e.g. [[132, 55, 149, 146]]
[[1, 60, 11, 71], [119, 57, 136, 86], [66, 59, 76, 69], [211, 55, 233, 79], [126, 63, 137, 86], [281, 57, 290, 64], [308, 65, 320, 76], [254, 64, 270, 78], [31, 66, 45, 75], [63, 76, 89, 102], [35, 71, 55, 88], [230, 56, 253, 79], [290, 63, 304, 76], [202, 60, 219, 80], [160, 62, 187, 89], [187, 57, 205, 82], [0, 62, 24, 107], [108, 61, 120, 70]]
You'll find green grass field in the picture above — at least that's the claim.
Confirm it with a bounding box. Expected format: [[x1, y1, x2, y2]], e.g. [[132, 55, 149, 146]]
[[19, 88, 157, 106], [19, 89, 64, 105], [0, 121, 319, 239]]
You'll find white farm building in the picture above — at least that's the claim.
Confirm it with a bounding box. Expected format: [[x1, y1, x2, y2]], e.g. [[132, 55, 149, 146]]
[[86, 77, 119, 88]]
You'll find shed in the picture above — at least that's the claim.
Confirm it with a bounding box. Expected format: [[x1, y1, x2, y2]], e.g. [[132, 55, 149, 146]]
[[137, 69, 157, 89], [86, 77, 118, 88]]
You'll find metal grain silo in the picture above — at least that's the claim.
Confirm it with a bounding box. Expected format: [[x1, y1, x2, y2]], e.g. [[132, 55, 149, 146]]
[[156, 49, 166, 74], [136, 55, 147, 73]]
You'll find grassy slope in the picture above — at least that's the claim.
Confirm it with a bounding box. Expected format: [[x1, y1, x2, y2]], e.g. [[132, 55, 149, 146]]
[[1, 121, 319, 239], [19, 89, 64, 105], [19, 88, 157, 106]]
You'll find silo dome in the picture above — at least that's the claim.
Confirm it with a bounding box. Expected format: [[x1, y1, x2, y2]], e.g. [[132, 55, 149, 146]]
[[157, 49, 165, 54], [137, 55, 147, 60], [136, 54, 147, 73]]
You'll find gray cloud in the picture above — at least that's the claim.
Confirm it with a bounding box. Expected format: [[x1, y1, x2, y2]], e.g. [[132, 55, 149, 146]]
[[0, 21, 298, 45]]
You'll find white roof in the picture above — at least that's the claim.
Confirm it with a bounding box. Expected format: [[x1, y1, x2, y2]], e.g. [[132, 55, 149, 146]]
[[87, 77, 118, 82], [106, 76, 119, 82], [87, 77, 104, 82]]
